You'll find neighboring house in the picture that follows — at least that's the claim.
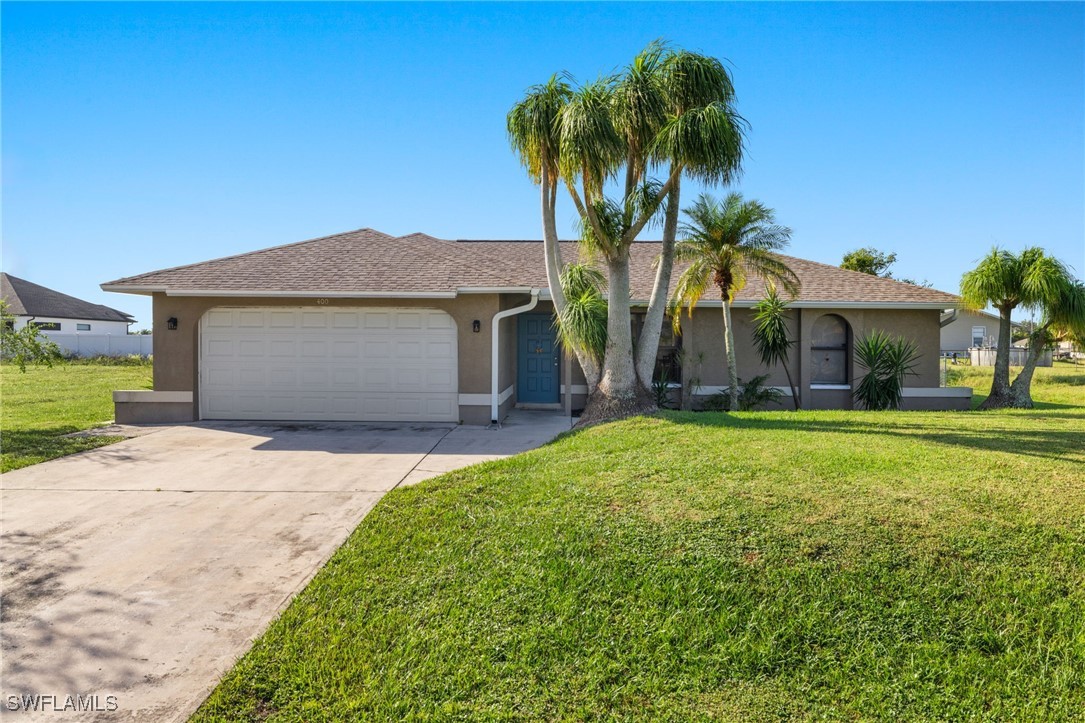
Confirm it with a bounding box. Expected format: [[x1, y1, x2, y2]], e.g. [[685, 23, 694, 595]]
[[2, 272, 135, 348], [940, 308, 1010, 356], [101, 227, 970, 424]]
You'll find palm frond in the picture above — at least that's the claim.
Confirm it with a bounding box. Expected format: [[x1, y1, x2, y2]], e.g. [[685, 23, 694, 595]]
[[662, 50, 735, 112], [507, 74, 573, 183], [650, 102, 747, 184], [559, 78, 624, 193], [555, 263, 608, 363]]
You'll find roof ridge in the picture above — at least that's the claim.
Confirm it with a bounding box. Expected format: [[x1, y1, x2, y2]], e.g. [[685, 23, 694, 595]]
[[103, 227, 393, 286]]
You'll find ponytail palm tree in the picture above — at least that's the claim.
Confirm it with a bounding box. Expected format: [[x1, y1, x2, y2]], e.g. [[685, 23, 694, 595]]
[[507, 74, 600, 390], [670, 193, 799, 411], [509, 41, 745, 423], [960, 247, 1073, 409], [1008, 278, 1085, 407]]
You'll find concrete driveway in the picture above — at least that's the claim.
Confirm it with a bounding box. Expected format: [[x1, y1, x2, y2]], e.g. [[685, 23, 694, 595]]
[[1, 412, 570, 721]]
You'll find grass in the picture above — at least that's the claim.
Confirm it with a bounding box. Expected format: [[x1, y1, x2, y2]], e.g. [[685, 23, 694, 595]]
[[194, 366, 1085, 721], [1, 357, 152, 472], [946, 359, 1085, 408]]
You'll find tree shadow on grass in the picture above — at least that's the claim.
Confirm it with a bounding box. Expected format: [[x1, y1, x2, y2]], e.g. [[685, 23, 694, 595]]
[[665, 412, 1085, 462]]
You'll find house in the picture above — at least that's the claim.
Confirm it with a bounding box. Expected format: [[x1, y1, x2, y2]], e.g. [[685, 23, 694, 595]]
[[940, 308, 1011, 356], [101, 227, 971, 424], [2, 273, 136, 355]]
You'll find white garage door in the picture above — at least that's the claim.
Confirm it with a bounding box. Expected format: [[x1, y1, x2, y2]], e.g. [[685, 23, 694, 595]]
[[199, 307, 458, 422]]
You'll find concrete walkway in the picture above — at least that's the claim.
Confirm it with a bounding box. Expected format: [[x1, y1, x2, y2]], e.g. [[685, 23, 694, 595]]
[[0, 411, 570, 721]]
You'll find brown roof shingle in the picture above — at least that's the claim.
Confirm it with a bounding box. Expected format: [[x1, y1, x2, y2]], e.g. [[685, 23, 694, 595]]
[[102, 228, 959, 307]]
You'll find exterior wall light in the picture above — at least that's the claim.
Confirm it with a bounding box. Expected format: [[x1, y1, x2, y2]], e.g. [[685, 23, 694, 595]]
[[473, 320, 481, 333], [167, 317, 178, 330]]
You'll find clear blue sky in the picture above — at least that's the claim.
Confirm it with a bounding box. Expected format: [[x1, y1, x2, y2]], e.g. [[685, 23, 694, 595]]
[[3, 2, 1082, 327]]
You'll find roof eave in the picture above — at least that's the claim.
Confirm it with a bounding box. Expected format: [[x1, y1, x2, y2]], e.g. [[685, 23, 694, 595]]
[[100, 285, 458, 299], [661, 299, 957, 310]]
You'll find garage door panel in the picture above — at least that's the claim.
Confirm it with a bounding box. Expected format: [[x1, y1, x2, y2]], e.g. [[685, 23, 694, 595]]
[[200, 307, 458, 422], [269, 311, 296, 328]]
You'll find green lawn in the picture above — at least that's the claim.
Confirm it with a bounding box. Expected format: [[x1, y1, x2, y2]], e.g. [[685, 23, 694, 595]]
[[1, 358, 153, 472], [195, 367, 1085, 721], [947, 359, 1085, 408]]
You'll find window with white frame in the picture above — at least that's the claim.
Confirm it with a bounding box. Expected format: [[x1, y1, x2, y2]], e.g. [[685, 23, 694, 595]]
[[971, 326, 986, 348], [77, 323, 91, 331]]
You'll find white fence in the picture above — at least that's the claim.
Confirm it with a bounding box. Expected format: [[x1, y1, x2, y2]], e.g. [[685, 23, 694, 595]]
[[969, 346, 1051, 368], [46, 333, 153, 358]]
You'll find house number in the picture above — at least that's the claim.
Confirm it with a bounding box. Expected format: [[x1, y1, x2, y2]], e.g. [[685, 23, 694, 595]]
[[316, 298, 330, 305]]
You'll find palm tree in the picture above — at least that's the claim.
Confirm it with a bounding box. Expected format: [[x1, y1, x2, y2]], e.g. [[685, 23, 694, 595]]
[[751, 287, 799, 409], [507, 75, 600, 391], [960, 247, 1073, 409], [634, 49, 743, 385], [1008, 278, 1085, 407], [509, 41, 745, 423], [671, 193, 799, 411]]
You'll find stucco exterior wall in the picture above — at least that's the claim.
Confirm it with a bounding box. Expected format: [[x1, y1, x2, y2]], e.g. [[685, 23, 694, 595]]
[[683, 306, 801, 391], [132, 292, 957, 423]]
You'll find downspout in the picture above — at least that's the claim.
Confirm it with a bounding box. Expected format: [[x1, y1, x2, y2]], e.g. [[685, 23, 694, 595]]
[[491, 290, 539, 425]]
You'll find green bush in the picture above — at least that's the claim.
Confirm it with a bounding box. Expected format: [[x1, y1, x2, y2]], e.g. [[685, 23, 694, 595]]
[[853, 330, 920, 410]]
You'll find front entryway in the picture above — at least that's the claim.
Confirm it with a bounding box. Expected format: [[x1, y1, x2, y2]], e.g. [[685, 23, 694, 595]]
[[517, 313, 560, 404]]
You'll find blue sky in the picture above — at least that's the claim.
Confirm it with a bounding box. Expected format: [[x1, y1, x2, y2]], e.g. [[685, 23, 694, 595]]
[[3, 2, 1082, 327]]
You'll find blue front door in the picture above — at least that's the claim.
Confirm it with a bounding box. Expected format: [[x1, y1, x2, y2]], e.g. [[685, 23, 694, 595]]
[[517, 314, 560, 403]]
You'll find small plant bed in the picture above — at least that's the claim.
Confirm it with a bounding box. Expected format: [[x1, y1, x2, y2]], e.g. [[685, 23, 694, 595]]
[[1, 357, 152, 472], [195, 374, 1084, 720]]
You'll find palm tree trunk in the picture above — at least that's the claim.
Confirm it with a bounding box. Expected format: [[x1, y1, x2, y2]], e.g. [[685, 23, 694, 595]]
[[541, 166, 600, 392], [577, 255, 656, 425], [782, 363, 799, 410], [1008, 329, 1049, 409], [599, 256, 638, 398], [722, 298, 739, 411], [979, 305, 1014, 409], [634, 172, 680, 386]]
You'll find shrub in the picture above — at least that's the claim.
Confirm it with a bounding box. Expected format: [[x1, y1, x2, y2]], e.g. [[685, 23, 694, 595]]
[[853, 330, 920, 410], [700, 374, 784, 412]]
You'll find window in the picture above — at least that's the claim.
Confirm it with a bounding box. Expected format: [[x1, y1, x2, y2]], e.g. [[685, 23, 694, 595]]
[[971, 326, 986, 348], [810, 314, 849, 385], [31, 321, 61, 331], [77, 323, 91, 331]]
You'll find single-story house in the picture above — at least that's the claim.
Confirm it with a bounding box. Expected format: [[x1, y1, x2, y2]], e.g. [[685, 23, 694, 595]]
[[101, 227, 970, 424], [2, 272, 134, 337], [939, 307, 1014, 356]]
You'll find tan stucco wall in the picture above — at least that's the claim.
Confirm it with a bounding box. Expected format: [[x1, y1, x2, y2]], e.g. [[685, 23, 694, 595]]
[[683, 306, 800, 390], [797, 307, 941, 396], [142, 292, 950, 423]]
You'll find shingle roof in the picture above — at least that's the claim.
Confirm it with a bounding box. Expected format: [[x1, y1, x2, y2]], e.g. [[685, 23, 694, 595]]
[[102, 227, 960, 307], [2, 273, 134, 322], [102, 228, 522, 295]]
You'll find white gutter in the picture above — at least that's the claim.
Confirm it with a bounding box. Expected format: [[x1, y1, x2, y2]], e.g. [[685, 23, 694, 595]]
[[490, 290, 539, 424], [939, 308, 959, 327]]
